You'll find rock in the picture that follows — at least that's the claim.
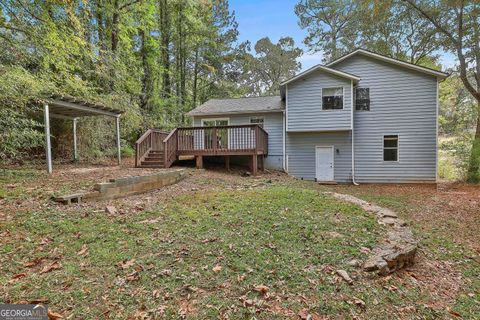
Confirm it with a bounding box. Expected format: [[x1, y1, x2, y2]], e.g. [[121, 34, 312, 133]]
[[336, 269, 353, 285], [378, 208, 398, 218], [379, 217, 397, 226], [347, 259, 361, 268], [241, 171, 251, 177], [105, 205, 117, 214]]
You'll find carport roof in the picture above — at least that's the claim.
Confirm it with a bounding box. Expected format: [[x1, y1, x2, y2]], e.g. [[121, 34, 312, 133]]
[[37, 94, 124, 119]]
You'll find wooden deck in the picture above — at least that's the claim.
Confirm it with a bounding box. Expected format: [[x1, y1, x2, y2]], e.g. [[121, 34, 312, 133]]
[[135, 124, 268, 175]]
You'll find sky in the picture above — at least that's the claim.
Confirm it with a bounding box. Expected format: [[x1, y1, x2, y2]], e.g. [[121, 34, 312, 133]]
[[229, 0, 456, 71]]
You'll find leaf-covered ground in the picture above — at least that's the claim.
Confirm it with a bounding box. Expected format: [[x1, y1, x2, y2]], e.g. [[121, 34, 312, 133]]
[[0, 164, 479, 319]]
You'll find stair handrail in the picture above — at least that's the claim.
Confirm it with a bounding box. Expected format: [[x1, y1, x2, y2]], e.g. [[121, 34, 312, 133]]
[[163, 128, 178, 168], [135, 129, 170, 167]]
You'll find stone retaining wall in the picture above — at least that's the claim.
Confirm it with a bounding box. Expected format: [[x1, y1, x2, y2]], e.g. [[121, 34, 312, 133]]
[[55, 169, 188, 204], [326, 192, 418, 275]]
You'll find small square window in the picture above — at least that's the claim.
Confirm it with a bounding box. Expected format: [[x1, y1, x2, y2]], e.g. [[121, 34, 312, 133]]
[[383, 135, 398, 161], [322, 87, 343, 110], [250, 116, 264, 128], [355, 88, 370, 111]]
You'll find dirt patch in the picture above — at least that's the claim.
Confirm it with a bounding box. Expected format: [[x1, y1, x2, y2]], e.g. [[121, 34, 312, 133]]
[[328, 183, 480, 255]]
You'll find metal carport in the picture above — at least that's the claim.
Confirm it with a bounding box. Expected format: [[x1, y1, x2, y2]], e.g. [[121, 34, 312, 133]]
[[40, 94, 124, 173]]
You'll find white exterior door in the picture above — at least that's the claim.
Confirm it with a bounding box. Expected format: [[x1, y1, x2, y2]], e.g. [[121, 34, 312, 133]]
[[315, 146, 334, 181]]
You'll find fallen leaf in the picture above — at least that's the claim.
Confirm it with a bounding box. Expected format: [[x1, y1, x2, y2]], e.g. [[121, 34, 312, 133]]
[[152, 290, 161, 299], [159, 269, 172, 276], [253, 284, 269, 295], [212, 265, 222, 273], [354, 297, 366, 309], [48, 310, 64, 319], [297, 308, 310, 319], [120, 259, 136, 269], [126, 271, 139, 282], [39, 261, 62, 274], [237, 274, 246, 283], [40, 237, 54, 245], [447, 307, 462, 318], [202, 237, 218, 244], [9, 273, 27, 283], [24, 258, 45, 268], [77, 245, 88, 256]]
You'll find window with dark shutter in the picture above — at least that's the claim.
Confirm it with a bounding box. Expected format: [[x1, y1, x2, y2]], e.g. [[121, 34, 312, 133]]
[[383, 135, 398, 161], [322, 87, 343, 110], [355, 88, 370, 111]]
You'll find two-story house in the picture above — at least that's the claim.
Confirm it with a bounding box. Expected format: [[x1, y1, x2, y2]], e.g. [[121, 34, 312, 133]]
[[136, 49, 448, 183]]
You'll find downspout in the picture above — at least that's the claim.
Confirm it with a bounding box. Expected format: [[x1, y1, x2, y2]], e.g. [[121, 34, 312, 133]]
[[283, 85, 288, 172], [351, 80, 359, 185]]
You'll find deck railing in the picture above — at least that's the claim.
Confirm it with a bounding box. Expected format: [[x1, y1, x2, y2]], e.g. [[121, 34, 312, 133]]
[[135, 129, 169, 167], [175, 124, 268, 156], [136, 124, 268, 168]]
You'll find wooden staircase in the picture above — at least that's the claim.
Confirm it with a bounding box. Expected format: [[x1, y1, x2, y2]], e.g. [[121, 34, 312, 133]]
[[139, 150, 165, 168], [135, 129, 171, 169]]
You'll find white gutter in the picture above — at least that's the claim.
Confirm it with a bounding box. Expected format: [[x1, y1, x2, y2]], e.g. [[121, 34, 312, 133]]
[[351, 80, 359, 185]]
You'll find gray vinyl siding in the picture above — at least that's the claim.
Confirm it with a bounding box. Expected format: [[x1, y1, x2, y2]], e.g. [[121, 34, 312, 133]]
[[287, 70, 352, 131], [192, 112, 284, 170], [286, 131, 352, 182], [333, 54, 437, 183]]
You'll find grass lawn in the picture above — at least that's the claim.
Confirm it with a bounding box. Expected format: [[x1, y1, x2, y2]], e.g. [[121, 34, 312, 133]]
[[1, 167, 479, 319]]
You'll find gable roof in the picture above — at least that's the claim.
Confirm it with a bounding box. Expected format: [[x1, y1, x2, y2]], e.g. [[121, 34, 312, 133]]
[[327, 48, 449, 79], [280, 65, 361, 87], [186, 95, 284, 116]]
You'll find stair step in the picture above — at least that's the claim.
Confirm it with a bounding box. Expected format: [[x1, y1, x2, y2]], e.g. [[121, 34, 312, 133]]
[[149, 151, 164, 154], [139, 163, 165, 168], [142, 159, 164, 164], [145, 156, 164, 160], [144, 158, 164, 162]]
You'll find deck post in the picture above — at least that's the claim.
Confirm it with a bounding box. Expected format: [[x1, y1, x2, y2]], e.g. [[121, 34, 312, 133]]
[[225, 156, 230, 171], [115, 115, 121, 165], [73, 118, 78, 161], [251, 155, 258, 176], [196, 155, 203, 169], [259, 156, 264, 171], [43, 104, 53, 174]]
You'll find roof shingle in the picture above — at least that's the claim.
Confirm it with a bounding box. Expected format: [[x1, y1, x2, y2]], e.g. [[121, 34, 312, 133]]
[[187, 96, 284, 116]]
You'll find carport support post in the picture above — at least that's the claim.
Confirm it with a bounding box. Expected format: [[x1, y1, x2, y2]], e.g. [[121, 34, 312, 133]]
[[115, 115, 121, 165], [43, 104, 53, 174], [73, 118, 78, 161]]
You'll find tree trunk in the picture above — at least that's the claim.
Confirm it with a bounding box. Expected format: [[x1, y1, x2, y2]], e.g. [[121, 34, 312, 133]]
[[192, 47, 199, 108], [139, 29, 149, 111], [159, 0, 171, 98], [467, 103, 480, 182], [111, 0, 119, 53]]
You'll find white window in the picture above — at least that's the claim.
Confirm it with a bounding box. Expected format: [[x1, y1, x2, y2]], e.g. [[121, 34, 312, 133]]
[[322, 87, 343, 110], [383, 135, 398, 161], [250, 116, 264, 128]]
